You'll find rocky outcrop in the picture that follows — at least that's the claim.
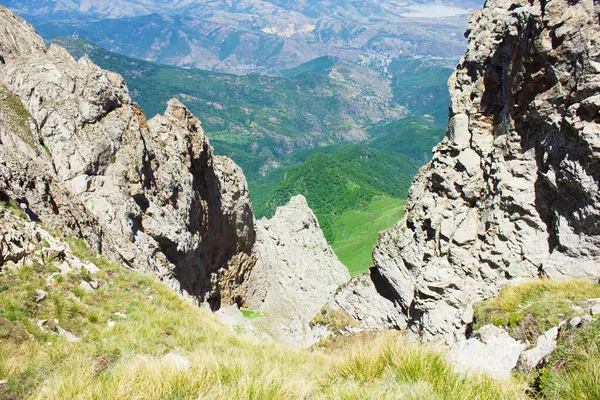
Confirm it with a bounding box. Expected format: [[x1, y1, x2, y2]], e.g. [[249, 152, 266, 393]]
[[516, 326, 559, 371], [242, 195, 350, 346], [373, 0, 600, 342], [0, 6, 255, 308], [324, 272, 406, 332], [0, 7, 46, 63], [447, 325, 527, 380]]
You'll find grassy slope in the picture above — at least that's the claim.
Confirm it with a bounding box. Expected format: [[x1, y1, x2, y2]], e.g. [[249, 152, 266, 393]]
[[541, 319, 600, 399], [330, 197, 405, 276], [0, 83, 38, 153], [473, 279, 600, 400], [0, 220, 526, 399], [474, 279, 600, 342]]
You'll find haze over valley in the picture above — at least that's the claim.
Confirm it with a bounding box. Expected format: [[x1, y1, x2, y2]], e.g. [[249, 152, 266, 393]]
[[6, 0, 482, 73]]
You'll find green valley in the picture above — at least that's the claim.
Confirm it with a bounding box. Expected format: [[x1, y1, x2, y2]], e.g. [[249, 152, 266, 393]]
[[53, 37, 406, 179], [247, 118, 446, 274], [250, 145, 421, 274], [54, 37, 450, 275]]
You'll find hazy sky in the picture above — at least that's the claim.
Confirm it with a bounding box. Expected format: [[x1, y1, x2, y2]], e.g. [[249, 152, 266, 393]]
[[403, 4, 473, 18]]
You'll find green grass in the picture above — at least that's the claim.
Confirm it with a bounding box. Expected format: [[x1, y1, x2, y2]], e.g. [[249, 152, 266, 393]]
[[0, 200, 28, 220], [538, 319, 600, 399], [240, 310, 264, 319], [474, 279, 600, 342], [0, 83, 38, 152], [0, 231, 527, 399], [251, 146, 416, 241], [481, 280, 600, 400], [331, 197, 405, 276], [319, 336, 527, 400], [311, 307, 358, 335]]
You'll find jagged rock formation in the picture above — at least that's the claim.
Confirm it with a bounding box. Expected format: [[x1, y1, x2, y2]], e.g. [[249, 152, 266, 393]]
[[0, 6, 353, 337], [242, 195, 350, 346], [0, 5, 254, 308], [373, 0, 600, 342]]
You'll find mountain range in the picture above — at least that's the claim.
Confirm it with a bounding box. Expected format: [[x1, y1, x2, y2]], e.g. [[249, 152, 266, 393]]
[[2, 3, 600, 399], [54, 37, 451, 179], [4, 0, 483, 73]]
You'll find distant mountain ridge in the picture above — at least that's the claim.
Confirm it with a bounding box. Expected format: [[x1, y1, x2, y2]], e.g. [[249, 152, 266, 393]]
[[4, 0, 482, 20], [4, 0, 483, 73], [53, 37, 451, 180]]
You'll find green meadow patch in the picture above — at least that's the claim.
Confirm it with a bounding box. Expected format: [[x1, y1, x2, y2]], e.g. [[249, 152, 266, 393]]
[[331, 196, 405, 276]]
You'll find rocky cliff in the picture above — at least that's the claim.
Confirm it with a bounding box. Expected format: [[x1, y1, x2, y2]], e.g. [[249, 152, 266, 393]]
[[0, 7, 255, 308], [0, 5, 349, 325], [373, 0, 600, 342]]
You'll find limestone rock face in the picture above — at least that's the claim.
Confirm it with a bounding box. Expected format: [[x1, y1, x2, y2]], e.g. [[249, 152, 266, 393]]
[[242, 195, 350, 347], [0, 7, 46, 63], [373, 0, 600, 342], [327, 272, 407, 332], [0, 6, 255, 307], [0, 7, 366, 339]]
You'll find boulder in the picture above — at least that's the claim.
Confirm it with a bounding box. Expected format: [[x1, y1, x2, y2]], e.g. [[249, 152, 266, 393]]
[[326, 272, 406, 332], [56, 326, 81, 343], [516, 326, 559, 371], [568, 316, 582, 329], [448, 325, 527, 380], [35, 289, 47, 303], [589, 299, 600, 316], [82, 262, 100, 275], [78, 281, 95, 294]]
